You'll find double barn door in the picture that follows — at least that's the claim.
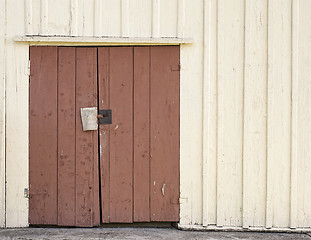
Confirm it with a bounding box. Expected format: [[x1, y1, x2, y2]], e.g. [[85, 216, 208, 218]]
[[29, 46, 180, 227]]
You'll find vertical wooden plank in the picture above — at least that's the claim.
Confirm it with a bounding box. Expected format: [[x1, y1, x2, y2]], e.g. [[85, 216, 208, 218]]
[[152, 0, 160, 38], [25, 0, 33, 35], [77, 0, 94, 36], [243, 0, 268, 228], [48, 0, 71, 35], [297, 0, 311, 228], [177, 0, 185, 38], [32, 0, 41, 35], [160, 0, 177, 37], [102, 0, 122, 37], [109, 47, 133, 223], [217, 0, 244, 227], [5, 0, 29, 227], [98, 47, 110, 223], [290, 0, 299, 229], [40, 0, 48, 35], [29, 46, 58, 225], [75, 48, 99, 227], [94, 0, 102, 37], [202, 0, 217, 227], [150, 46, 179, 221], [266, 0, 292, 228], [121, 0, 130, 37], [129, 0, 152, 38], [179, 0, 204, 226], [57, 47, 76, 226], [0, 0, 6, 227], [265, 0, 274, 228], [133, 47, 150, 222], [70, 0, 78, 36]]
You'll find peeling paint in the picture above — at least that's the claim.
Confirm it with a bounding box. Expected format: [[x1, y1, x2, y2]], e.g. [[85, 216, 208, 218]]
[[161, 183, 165, 197]]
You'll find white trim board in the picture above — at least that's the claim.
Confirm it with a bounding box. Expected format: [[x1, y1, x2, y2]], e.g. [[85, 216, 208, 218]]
[[15, 36, 193, 46]]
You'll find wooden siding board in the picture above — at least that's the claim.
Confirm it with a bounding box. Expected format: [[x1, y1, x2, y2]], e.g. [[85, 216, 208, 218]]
[[202, 0, 217, 226], [0, 0, 6, 227], [297, 0, 311, 228], [48, 0, 71, 35], [133, 47, 150, 222], [160, 0, 178, 37], [243, 0, 268, 228], [77, 0, 94, 36], [75, 47, 99, 227], [29, 46, 58, 225], [290, 0, 299, 229], [266, 0, 292, 228], [57, 47, 76, 226], [31, 0, 41, 35], [150, 46, 179, 222], [102, 0, 122, 37], [128, 0, 152, 38], [121, 0, 130, 37], [109, 47, 133, 223], [216, 0, 244, 227], [98, 47, 111, 223], [179, 0, 204, 226], [40, 0, 48, 35]]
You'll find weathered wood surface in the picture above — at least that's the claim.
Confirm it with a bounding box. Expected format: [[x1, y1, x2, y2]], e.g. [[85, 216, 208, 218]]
[[29, 46, 58, 225], [75, 47, 100, 227], [29, 47, 100, 227], [108, 47, 134, 223], [133, 47, 150, 222], [57, 47, 76, 226], [150, 46, 180, 221]]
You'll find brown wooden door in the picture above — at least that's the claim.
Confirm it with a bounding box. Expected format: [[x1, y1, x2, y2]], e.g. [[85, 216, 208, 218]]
[[29, 46, 179, 226]]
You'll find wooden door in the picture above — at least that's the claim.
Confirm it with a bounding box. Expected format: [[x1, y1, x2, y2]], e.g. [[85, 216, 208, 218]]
[[29, 46, 179, 226], [29, 47, 100, 227], [98, 46, 180, 223]]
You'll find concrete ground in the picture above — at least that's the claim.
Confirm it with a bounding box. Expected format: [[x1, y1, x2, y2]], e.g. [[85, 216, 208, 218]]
[[0, 228, 310, 240]]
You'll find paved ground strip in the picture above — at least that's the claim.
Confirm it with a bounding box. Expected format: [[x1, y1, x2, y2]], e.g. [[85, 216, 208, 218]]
[[0, 228, 310, 240]]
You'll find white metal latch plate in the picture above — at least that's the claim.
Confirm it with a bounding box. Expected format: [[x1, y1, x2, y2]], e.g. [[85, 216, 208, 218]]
[[80, 107, 98, 131]]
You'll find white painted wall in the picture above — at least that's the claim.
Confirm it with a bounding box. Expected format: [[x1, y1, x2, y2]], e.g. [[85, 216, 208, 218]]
[[1, 0, 311, 231]]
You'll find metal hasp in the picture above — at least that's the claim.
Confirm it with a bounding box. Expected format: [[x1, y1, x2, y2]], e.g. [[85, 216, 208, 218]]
[[80, 107, 98, 131], [98, 109, 112, 124]]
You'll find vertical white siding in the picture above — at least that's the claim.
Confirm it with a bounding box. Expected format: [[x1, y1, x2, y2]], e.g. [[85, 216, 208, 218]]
[[160, 0, 177, 37], [297, 0, 311, 228], [102, 0, 121, 37], [202, 0, 217, 227], [266, 0, 292, 228], [217, 0, 245, 227], [200, 0, 311, 230], [0, 0, 6, 228], [128, 0, 152, 38], [48, 0, 71, 35], [3, 0, 311, 230], [179, 0, 203, 226], [243, 0, 267, 228], [290, 0, 299, 229], [5, 0, 29, 227]]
